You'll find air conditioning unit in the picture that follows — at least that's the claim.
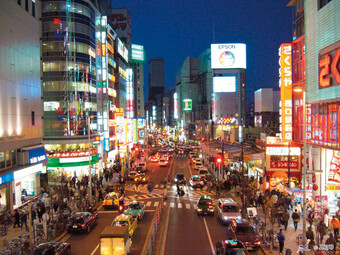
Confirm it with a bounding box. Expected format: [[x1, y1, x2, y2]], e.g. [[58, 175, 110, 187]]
[[17, 151, 29, 166]]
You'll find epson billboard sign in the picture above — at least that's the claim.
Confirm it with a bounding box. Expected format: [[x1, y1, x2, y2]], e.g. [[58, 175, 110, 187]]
[[211, 43, 246, 69]]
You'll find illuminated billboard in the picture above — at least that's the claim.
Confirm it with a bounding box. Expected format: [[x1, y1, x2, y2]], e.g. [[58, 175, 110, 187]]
[[279, 43, 293, 142], [211, 44, 246, 69], [131, 44, 145, 62], [213, 76, 236, 92], [117, 38, 129, 63], [183, 99, 192, 111]]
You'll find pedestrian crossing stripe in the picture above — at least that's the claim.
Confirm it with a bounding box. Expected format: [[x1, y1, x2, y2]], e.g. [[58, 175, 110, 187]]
[[178, 203, 182, 208]]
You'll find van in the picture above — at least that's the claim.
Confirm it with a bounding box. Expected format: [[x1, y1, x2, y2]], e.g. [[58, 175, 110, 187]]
[[217, 198, 242, 225]]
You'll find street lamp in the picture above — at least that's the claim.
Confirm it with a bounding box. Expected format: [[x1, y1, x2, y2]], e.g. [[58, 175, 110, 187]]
[[88, 115, 94, 205], [293, 86, 307, 247]]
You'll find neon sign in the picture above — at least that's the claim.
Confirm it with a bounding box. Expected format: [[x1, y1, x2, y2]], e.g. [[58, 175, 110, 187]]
[[319, 47, 340, 88]]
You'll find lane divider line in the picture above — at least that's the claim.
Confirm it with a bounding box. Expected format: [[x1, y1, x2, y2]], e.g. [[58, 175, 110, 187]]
[[203, 218, 215, 255]]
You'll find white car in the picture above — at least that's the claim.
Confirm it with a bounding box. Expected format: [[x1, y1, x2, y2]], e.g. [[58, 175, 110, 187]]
[[194, 162, 203, 171], [158, 159, 168, 167]]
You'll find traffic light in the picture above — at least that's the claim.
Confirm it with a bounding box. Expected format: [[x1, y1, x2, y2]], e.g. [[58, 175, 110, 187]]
[[216, 157, 222, 164], [201, 137, 205, 142]]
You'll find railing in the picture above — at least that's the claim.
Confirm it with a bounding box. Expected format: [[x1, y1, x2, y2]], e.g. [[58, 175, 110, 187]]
[[141, 198, 163, 255]]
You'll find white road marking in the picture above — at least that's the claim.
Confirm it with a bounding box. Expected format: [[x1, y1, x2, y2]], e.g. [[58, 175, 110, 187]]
[[146, 201, 152, 207], [178, 203, 182, 208], [203, 218, 215, 255], [170, 202, 175, 208], [90, 244, 99, 255], [154, 201, 159, 207], [163, 202, 167, 206], [186, 203, 191, 209]]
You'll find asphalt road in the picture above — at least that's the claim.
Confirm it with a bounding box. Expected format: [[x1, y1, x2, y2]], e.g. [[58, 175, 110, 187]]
[[60, 155, 172, 255], [164, 154, 265, 255]]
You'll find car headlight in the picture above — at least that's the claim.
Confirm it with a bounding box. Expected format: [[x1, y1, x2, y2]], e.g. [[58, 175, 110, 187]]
[[175, 178, 178, 182], [237, 216, 241, 220], [255, 241, 261, 245], [224, 216, 228, 220], [197, 209, 202, 211]]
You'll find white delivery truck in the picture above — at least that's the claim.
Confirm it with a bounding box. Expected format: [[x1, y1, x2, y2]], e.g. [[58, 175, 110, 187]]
[[100, 225, 131, 255]]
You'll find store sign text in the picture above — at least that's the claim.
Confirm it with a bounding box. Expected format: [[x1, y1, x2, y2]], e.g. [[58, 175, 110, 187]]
[[319, 47, 340, 88], [279, 43, 293, 142], [266, 146, 301, 156], [270, 161, 298, 169], [30, 155, 46, 164], [47, 150, 97, 158]]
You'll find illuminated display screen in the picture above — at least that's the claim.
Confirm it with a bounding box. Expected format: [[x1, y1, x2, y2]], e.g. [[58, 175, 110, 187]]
[[213, 76, 236, 92], [211, 43, 246, 69]]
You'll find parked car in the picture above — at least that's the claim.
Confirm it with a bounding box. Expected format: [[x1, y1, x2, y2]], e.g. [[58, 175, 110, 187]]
[[227, 219, 261, 251], [32, 242, 71, 255], [66, 212, 97, 233]]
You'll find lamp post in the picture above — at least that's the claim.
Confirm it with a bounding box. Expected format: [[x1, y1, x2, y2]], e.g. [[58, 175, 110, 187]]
[[88, 115, 94, 205], [294, 86, 307, 247]]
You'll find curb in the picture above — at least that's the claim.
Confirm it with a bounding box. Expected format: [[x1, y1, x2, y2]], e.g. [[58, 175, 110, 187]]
[[260, 245, 270, 255]]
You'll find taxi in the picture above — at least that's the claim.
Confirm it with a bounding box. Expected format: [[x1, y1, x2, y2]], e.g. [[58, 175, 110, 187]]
[[111, 214, 137, 237], [189, 175, 205, 188], [123, 201, 146, 221], [102, 192, 123, 209], [197, 196, 215, 216]]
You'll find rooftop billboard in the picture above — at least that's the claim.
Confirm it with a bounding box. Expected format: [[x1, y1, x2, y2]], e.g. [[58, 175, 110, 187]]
[[211, 43, 246, 69]]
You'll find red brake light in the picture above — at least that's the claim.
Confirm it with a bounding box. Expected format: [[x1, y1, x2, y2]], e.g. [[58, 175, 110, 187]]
[[81, 224, 86, 228]]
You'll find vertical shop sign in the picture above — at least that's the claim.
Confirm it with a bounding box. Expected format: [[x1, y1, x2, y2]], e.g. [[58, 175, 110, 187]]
[[279, 43, 293, 142], [306, 104, 312, 143], [328, 151, 340, 183], [329, 104, 339, 144]]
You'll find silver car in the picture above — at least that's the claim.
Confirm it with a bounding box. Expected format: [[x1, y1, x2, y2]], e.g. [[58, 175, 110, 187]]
[[217, 198, 242, 225]]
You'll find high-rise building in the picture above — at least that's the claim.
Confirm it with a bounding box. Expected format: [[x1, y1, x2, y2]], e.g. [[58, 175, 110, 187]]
[[148, 58, 165, 102], [0, 0, 46, 211], [41, 0, 102, 183], [131, 44, 145, 118]]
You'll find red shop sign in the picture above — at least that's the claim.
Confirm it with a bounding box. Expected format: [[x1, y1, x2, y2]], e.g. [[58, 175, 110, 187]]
[[270, 161, 298, 169], [319, 47, 340, 89]]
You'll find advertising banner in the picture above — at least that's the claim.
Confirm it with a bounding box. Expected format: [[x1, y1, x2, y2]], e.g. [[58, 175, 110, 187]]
[[279, 43, 293, 142], [328, 151, 340, 183], [211, 44, 246, 69]]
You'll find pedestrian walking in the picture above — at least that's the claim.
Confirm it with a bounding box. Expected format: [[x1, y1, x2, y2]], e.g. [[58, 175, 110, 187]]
[[98, 188, 104, 202], [306, 227, 315, 249], [13, 210, 20, 228], [20, 211, 28, 231], [317, 221, 327, 244], [292, 209, 300, 231], [176, 183, 180, 196], [307, 210, 314, 228], [281, 210, 290, 230], [147, 183, 153, 194], [216, 183, 220, 196], [277, 229, 285, 255], [331, 215, 340, 237]]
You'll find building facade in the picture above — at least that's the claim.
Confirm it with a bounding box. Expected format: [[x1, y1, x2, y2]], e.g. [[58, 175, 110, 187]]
[[0, 0, 46, 211], [148, 58, 165, 102]]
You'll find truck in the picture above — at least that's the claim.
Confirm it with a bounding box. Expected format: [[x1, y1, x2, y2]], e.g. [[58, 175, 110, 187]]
[[100, 225, 131, 255]]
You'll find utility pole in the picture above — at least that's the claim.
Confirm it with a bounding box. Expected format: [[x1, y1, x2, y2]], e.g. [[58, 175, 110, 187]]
[[288, 142, 291, 187], [88, 116, 93, 205]]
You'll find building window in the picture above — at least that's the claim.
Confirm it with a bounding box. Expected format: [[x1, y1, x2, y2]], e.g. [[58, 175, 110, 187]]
[[138, 87, 140, 91], [318, 0, 333, 9], [25, 0, 28, 12], [32, 1, 35, 17], [17, 0, 21, 5], [31, 111, 35, 125]]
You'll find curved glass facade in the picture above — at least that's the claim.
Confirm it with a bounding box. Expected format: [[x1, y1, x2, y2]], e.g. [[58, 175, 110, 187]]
[[42, 0, 98, 137]]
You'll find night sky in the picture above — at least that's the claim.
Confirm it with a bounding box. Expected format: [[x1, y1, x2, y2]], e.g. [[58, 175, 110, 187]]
[[113, 0, 292, 104]]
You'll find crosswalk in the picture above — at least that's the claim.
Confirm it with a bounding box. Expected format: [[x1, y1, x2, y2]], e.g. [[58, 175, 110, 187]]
[[120, 199, 200, 210]]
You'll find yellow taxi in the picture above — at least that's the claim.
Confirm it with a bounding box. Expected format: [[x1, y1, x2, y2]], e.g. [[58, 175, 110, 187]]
[[111, 214, 137, 237], [102, 192, 123, 209]]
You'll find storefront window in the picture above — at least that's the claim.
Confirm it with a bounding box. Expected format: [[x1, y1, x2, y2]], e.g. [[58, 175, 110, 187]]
[[0, 187, 7, 212], [0, 152, 5, 169], [5, 151, 11, 167], [11, 150, 16, 166]]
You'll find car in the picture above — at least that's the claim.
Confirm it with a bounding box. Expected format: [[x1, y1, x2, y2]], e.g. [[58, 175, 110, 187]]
[[66, 212, 97, 233], [194, 162, 204, 171], [150, 155, 158, 163], [32, 242, 71, 255], [159, 158, 168, 167], [196, 196, 215, 216], [128, 171, 139, 180], [189, 175, 205, 188], [133, 173, 148, 184], [198, 168, 209, 178], [137, 162, 147, 172], [111, 214, 138, 237], [123, 201, 146, 221], [217, 198, 242, 224], [215, 240, 249, 255], [174, 173, 186, 184], [227, 219, 261, 251], [102, 192, 124, 209]]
